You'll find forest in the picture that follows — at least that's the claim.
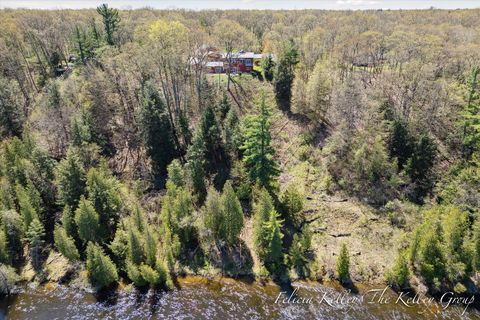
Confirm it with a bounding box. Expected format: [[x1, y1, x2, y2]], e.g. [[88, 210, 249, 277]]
[[0, 5, 479, 298]]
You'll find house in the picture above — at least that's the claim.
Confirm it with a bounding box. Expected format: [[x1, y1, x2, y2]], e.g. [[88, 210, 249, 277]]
[[192, 48, 269, 74]]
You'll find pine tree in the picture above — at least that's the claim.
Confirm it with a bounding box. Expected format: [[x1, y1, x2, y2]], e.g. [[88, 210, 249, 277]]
[[336, 243, 350, 283], [74, 196, 100, 243], [280, 184, 304, 227], [70, 113, 92, 147], [54, 227, 80, 261], [224, 108, 242, 156], [130, 204, 146, 232], [74, 26, 87, 64], [139, 264, 160, 285], [0, 227, 9, 263], [388, 119, 413, 170], [263, 208, 284, 274], [406, 133, 437, 201], [86, 241, 118, 289], [253, 188, 274, 260], [217, 93, 231, 120], [144, 227, 157, 267], [288, 228, 312, 276], [241, 94, 279, 189], [1, 210, 23, 261], [200, 105, 225, 173], [386, 251, 411, 289], [0, 76, 24, 138], [61, 205, 76, 239], [167, 159, 186, 188], [201, 186, 224, 242], [186, 130, 206, 200], [26, 218, 45, 268], [260, 55, 275, 81], [109, 227, 128, 266], [126, 260, 146, 286], [230, 160, 251, 201], [55, 148, 86, 209], [177, 110, 192, 146], [138, 81, 176, 183], [462, 66, 480, 158], [96, 4, 120, 46], [418, 222, 446, 285], [86, 165, 122, 241], [472, 219, 480, 272], [273, 39, 299, 110], [127, 226, 145, 265], [15, 184, 39, 231], [220, 181, 244, 246]]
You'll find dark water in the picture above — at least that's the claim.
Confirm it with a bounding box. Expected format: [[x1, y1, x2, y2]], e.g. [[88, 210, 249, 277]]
[[0, 277, 478, 319]]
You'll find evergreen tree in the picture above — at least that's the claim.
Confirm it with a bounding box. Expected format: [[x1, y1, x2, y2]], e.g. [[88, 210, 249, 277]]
[[386, 250, 411, 289], [127, 227, 145, 265], [74, 26, 88, 64], [26, 218, 45, 268], [220, 181, 244, 246], [388, 119, 413, 170], [260, 55, 275, 81], [462, 66, 480, 158], [0, 228, 9, 263], [336, 243, 350, 283], [144, 227, 157, 267], [70, 113, 92, 147], [224, 108, 242, 156], [139, 264, 160, 285], [1, 210, 23, 262], [15, 184, 39, 231], [472, 219, 480, 272], [86, 241, 118, 289], [263, 208, 284, 274], [61, 205, 76, 239], [241, 94, 279, 189], [96, 3, 120, 46], [417, 222, 446, 285], [273, 39, 299, 110], [86, 165, 122, 241], [126, 260, 146, 286], [55, 148, 86, 209], [74, 196, 100, 243], [0, 76, 24, 139], [186, 130, 206, 200], [167, 159, 186, 188], [280, 184, 304, 227], [288, 228, 312, 277], [253, 188, 274, 260], [201, 186, 224, 242], [406, 133, 437, 201], [217, 93, 231, 120], [138, 81, 176, 184], [443, 207, 469, 277], [89, 18, 102, 48], [54, 227, 80, 261], [109, 227, 128, 267], [177, 110, 192, 146], [230, 160, 251, 201], [200, 104, 225, 173]]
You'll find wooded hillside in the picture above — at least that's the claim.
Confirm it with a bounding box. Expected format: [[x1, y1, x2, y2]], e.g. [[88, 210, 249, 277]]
[[0, 6, 479, 293]]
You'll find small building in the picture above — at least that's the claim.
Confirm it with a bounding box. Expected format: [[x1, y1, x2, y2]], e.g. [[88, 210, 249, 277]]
[[191, 48, 270, 74]]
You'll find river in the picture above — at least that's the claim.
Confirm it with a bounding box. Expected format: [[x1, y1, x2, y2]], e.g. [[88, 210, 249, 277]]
[[0, 277, 478, 319]]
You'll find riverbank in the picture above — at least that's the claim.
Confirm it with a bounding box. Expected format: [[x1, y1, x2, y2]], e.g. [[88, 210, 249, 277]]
[[2, 275, 479, 319]]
